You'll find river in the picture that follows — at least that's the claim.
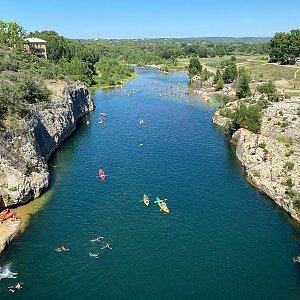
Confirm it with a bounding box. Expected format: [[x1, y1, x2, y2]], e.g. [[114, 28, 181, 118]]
[[1, 68, 300, 299]]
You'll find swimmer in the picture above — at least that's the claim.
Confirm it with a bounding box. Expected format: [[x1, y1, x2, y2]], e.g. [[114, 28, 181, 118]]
[[101, 243, 112, 250], [55, 245, 69, 252], [89, 252, 100, 259], [8, 282, 23, 292], [90, 237, 104, 242]]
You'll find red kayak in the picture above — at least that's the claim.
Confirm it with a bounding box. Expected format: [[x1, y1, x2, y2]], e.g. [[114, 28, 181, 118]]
[[98, 169, 106, 181], [0, 211, 15, 222], [100, 112, 107, 119], [0, 208, 9, 218]]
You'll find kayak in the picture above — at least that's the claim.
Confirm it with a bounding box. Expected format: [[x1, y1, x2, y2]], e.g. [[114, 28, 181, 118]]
[[100, 112, 107, 118], [155, 197, 169, 214], [98, 169, 106, 181], [143, 194, 150, 206], [0, 208, 9, 217], [0, 211, 15, 222]]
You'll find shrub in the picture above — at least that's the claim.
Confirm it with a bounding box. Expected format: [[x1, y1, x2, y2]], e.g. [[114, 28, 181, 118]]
[[285, 150, 294, 157], [229, 103, 262, 134], [284, 161, 295, 170], [253, 171, 260, 178], [259, 143, 266, 149], [284, 178, 294, 188]]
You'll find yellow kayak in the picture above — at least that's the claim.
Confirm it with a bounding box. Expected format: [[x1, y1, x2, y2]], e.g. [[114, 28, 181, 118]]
[[143, 194, 150, 206], [155, 197, 169, 213]]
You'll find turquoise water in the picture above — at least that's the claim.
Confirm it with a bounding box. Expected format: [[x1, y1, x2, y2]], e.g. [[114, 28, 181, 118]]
[[1, 68, 300, 299]]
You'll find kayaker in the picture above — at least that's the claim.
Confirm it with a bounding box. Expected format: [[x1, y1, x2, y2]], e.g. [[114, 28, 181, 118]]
[[90, 237, 104, 242]]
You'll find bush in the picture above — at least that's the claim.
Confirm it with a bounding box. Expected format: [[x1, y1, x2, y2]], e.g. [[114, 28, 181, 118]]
[[259, 143, 266, 149], [284, 178, 294, 188], [284, 161, 295, 170], [215, 78, 224, 91], [256, 80, 279, 101], [229, 103, 262, 134], [285, 150, 294, 157]]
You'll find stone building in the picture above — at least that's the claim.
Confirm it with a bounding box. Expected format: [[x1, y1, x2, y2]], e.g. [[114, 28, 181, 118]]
[[24, 37, 47, 59]]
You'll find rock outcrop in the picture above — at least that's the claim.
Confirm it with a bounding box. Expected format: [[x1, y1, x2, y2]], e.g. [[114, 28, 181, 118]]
[[213, 98, 300, 221], [0, 81, 94, 208]]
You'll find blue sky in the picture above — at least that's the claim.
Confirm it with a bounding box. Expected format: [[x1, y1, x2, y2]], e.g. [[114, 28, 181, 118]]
[[1, 0, 300, 38]]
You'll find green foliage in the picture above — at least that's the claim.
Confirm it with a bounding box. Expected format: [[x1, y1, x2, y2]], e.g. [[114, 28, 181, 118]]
[[236, 68, 251, 99], [277, 136, 293, 147], [284, 178, 294, 188], [285, 149, 294, 157], [269, 29, 300, 63], [213, 68, 222, 84], [284, 161, 295, 170], [253, 171, 260, 178], [60, 58, 94, 85], [95, 59, 134, 86], [259, 143, 266, 149], [229, 102, 262, 133], [256, 80, 279, 101], [222, 60, 238, 83], [0, 21, 26, 49], [215, 78, 224, 91], [188, 57, 202, 79]]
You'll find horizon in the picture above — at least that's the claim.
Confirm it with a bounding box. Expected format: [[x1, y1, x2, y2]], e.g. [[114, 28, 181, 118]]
[[1, 0, 300, 39]]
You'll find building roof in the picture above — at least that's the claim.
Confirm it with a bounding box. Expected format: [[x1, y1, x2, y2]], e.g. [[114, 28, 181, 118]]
[[25, 38, 47, 43]]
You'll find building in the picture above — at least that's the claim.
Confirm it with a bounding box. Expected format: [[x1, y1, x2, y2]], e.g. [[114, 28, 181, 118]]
[[24, 38, 47, 59]]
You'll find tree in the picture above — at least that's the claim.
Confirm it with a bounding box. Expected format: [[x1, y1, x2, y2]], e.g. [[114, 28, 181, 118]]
[[230, 103, 262, 134], [215, 78, 224, 91], [236, 68, 251, 99], [223, 61, 238, 83], [187, 57, 202, 80], [213, 68, 222, 84], [0, 21, 26, 48]]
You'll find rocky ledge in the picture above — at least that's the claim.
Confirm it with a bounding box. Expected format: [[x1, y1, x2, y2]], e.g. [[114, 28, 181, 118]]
[[213, 98, 300, 221], [0, 81, 94, 252]]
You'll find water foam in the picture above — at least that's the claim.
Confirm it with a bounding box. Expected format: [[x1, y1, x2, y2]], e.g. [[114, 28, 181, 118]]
[[0, 263, 17, 280]]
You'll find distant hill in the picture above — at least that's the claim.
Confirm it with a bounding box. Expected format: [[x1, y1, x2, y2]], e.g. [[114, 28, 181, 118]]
[[80, 37, 271, 44], [179, 37, 271, 43]]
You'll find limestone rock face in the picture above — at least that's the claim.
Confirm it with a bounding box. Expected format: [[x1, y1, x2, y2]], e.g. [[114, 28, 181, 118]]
[[0, 82, 94, 206], [213, 98, 300, 221]]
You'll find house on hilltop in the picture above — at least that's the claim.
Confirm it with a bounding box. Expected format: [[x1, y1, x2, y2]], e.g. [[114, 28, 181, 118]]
[[24, 38, 47, 59]]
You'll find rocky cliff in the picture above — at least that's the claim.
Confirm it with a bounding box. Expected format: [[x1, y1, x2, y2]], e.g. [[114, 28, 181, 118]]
[[213, 98, 300, 221], [0, 81, 94, 208]]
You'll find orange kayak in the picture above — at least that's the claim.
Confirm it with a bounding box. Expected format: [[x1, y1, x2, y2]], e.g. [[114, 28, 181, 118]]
[[0, 208, 9, 218], [0, 211, 15, 222]]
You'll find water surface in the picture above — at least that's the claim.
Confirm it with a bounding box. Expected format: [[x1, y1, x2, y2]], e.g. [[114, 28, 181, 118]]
[[1, 68, 300, 299]]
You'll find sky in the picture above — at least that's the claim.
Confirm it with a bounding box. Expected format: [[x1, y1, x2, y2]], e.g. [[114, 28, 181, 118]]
[[1, 0, 300, 39]]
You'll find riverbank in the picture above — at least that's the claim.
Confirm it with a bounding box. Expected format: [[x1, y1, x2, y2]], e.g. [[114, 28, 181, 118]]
[[213, 97, 300, 221], [0, 81, 94, 253]]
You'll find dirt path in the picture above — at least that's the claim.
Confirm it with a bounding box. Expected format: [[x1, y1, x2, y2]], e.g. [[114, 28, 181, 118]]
[[294, 68, 300, 80]]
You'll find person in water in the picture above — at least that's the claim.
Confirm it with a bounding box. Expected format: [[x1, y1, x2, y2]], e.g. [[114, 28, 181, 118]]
[[90, 237, 104, 243], [55, 245, 69, 252], [101, 243, 112, 250], [89, 252, 99, 259], [8, 282, 23, 292]]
